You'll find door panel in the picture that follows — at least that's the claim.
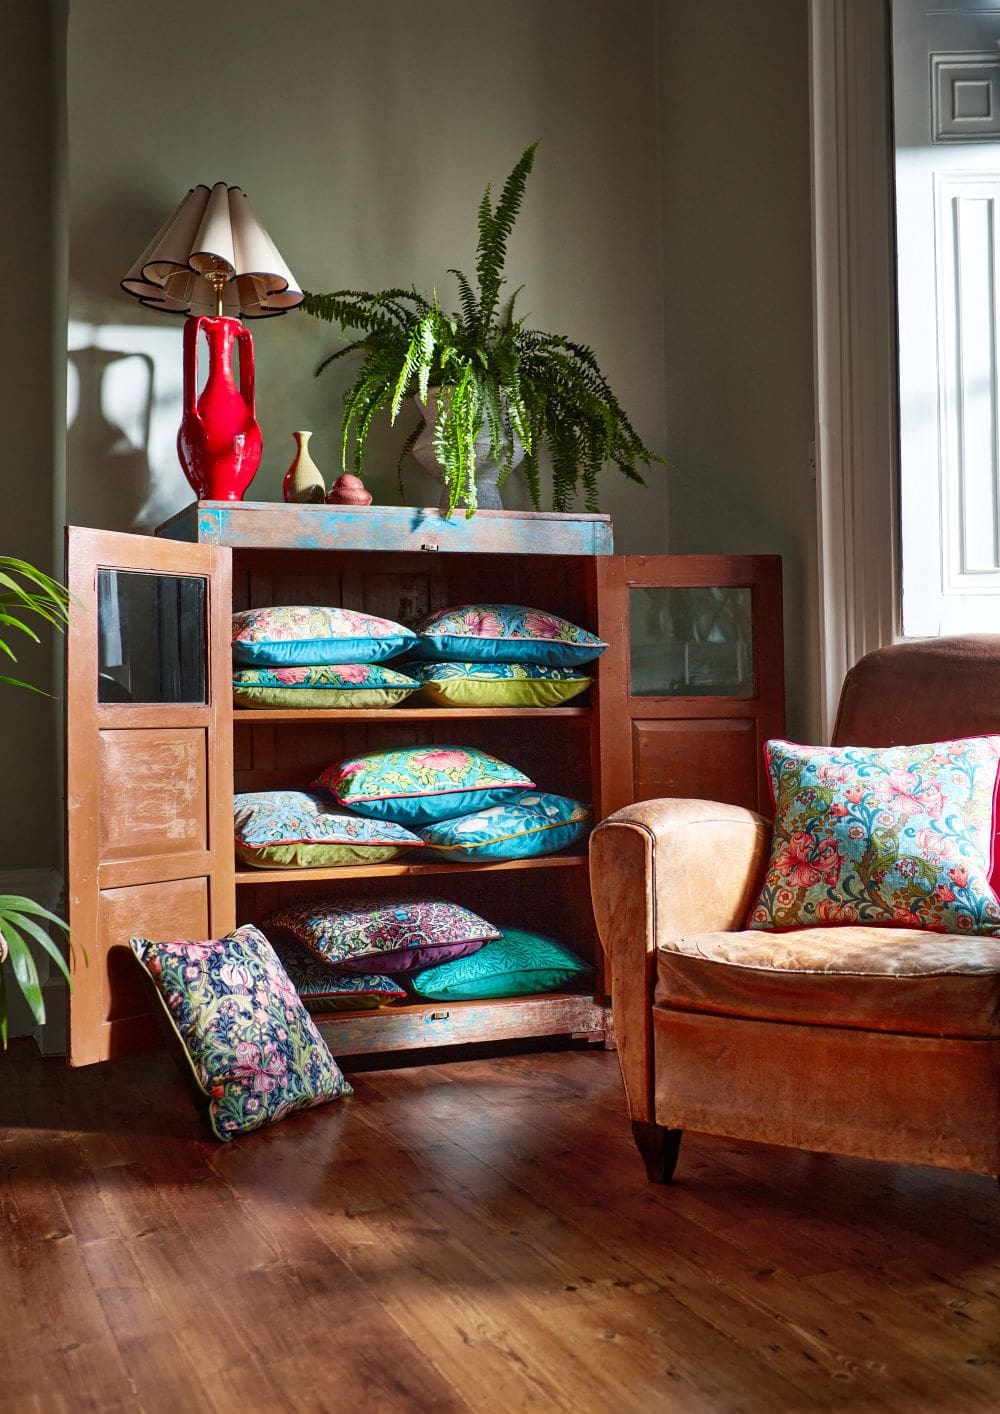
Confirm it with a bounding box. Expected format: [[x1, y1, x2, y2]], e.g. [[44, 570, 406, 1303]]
[[596, 555, 784, 817], [66, 526, 233, 1065]]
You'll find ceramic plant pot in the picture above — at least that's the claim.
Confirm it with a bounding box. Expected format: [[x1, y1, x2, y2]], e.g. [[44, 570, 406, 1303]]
[[410, 388, 523, 512]]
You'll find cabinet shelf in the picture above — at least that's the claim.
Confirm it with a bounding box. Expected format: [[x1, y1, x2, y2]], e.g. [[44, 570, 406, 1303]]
[[234, 853, 589, 885], [233, 705, 591, 722], [312, 990, 608, 1056]]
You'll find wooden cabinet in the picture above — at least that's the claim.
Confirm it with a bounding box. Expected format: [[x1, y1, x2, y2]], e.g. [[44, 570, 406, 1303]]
[[64, 503, 783, 1066]]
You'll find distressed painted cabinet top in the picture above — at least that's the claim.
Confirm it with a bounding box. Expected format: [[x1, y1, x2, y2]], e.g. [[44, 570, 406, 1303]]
[[155, 500, 614, 556]]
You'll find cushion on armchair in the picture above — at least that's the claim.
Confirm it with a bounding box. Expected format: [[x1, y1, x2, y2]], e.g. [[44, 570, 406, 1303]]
[[747, 736, 1000, 935]]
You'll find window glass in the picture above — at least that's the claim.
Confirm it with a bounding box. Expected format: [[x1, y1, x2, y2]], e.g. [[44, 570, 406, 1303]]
[[629, 586, 754, 697], [97, 570, 207, 704]]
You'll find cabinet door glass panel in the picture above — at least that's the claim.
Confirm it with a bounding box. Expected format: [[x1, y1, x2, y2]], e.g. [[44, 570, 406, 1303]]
[[629, 586, 754, 697], [97, 570, 207, 704]]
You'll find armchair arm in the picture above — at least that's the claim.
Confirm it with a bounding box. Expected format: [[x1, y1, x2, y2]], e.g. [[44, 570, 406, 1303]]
[[589, 798, 770, 1122]]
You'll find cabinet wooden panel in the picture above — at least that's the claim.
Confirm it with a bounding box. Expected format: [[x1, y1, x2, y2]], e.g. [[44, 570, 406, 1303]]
[[65, 506, 783, 1066]]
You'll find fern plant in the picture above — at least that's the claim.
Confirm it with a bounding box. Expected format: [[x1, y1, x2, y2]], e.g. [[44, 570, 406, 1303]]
[[0, 557, 74, 1045], [302, 144, 661, 515]]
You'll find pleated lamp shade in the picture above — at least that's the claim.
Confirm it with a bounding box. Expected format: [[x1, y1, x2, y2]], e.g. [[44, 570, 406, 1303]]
[[121, 183, 303, 318]]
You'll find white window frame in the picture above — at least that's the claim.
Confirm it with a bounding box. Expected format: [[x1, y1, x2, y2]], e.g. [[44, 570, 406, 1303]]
[[809, 0, 901, 734]]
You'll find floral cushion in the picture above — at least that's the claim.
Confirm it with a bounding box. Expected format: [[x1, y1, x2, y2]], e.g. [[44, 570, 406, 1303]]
[[233, 663, 419, 709], [408, 660, 593, 709], [408, 928, 593, 1000], [418, 791, 592, 861], [748, 736, 1000, 934], [233, 790, 420, 869], [232, 606, 416, 667], [263, 896, 501, 973], [129, 924, 351, 1140], [273, 935, 406, 1012], [407, 603, 608, 667], [314, 746, 534, 827]]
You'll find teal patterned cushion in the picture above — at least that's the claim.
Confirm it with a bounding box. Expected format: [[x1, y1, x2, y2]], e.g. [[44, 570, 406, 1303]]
[[418, 791, 592, 861], [234, 790, 420, 868], [129, 924, 351, 1140], [407, 603, 607, 667], [748, 736, 1000, 933], [407, 660, 592, 708], [264, 896, 501, 973], [408, 928, 592, 1000], [314, 746, 534, 827], [233, 663, 419, 709], [232, 605, 416, 667]]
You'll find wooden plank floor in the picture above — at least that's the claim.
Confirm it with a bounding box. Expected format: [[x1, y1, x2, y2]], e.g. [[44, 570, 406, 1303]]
[[2, 1040, 1000, 1413]]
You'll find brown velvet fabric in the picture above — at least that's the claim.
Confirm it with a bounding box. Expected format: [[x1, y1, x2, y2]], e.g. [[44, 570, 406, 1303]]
[[656, 927, 1000, 1037], [833, 635, 1000, 746], [652, 1008, 1000, 1175]]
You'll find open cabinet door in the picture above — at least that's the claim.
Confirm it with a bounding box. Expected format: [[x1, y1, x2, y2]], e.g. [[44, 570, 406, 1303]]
[[596, 555, 784, 819], [65, 527, 234, 1065]]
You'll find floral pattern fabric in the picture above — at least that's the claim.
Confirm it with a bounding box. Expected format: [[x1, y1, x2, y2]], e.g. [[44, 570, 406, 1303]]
[[407, 603, 608, 667], [272, 934, 406, 1011], [314, 746, 534, 826], [418, 791, 592, 861], [233, 663, 419, 709], [130, 924, 351, 1141], [263, 896, 501, 973], [234, 790, 420, 868], [232, 605, 415, 667], [407, 660, 593, 709], [748, 736, 1000, 934]]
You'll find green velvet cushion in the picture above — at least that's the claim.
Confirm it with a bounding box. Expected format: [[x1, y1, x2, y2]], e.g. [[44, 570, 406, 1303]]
[[407, 927, 592, 1000], [407, 660, 592, 708]]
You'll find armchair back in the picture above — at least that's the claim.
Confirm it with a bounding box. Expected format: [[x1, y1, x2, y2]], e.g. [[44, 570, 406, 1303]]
[[833, 634, 1000, 747]]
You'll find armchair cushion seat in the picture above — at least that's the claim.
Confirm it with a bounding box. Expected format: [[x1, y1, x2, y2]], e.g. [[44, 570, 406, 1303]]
[[655, 927, 1000, 1039]]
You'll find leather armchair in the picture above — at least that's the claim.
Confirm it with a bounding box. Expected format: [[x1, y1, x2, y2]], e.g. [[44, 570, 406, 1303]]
[[589, 636, 1000, 1183]]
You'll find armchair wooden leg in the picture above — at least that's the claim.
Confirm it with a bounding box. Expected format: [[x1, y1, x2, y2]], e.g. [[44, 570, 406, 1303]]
[[631, 1121, 683, 1183]]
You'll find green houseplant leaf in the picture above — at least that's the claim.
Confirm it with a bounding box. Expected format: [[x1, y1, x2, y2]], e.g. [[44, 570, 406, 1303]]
[[0, 558, 75, 1045], [301, 144, 662, 516]]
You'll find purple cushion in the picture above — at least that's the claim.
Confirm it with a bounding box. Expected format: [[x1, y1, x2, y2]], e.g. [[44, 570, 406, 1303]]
[[262, 896, 500, 974]]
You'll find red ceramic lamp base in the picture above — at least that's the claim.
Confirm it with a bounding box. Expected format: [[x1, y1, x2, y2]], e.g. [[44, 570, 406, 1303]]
[[177, 315, 262, 501]]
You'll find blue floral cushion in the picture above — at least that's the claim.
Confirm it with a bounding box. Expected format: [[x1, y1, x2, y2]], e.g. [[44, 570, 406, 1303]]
[[418, 790, 592, 861], [748, 736, 1000, 934], [233, 663, 419, 709], [314, 746, 534, 827], [129, 924, 351, 1141], [264, 896, 501, 973], [272, 935, 407, 1012], [407, 604, 608, 667], [234, 790, 420, 868], [232, 605, 416, 667], [408, 928, 593, 1000], [407, 660, 593, 708]]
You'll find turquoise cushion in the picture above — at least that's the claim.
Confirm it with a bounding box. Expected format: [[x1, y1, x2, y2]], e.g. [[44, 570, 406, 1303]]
[[232, 605, 416, 667], [418, 790, 591, 860], [407, 603, 607, 667], [129, 924, 351, 1140], [409, 928, 593, 1000], [314, 746, 534, 828]]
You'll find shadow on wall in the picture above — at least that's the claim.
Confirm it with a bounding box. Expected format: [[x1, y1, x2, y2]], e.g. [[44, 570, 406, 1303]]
[[67, 322, 193, 533]]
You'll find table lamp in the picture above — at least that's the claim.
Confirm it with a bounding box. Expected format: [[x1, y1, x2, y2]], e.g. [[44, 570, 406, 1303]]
[[121, 182, 303, 501]]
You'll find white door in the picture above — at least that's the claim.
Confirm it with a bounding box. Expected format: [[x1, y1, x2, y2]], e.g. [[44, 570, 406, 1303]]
[[894, 0, 1000, 634]]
